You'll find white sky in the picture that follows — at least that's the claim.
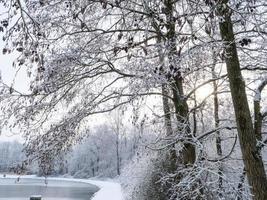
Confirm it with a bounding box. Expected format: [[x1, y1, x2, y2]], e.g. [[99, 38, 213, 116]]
[[0, 40, 28, 142]]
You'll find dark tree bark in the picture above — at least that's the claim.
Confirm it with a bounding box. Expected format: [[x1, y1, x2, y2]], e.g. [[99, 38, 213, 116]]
[[116, 132, 120, 175], [211, 50, 223, 190], [157, 35, 177, 172], [164, 0, 196, 166], [217, 1, 267, 199], [254, 79, 267, 141]]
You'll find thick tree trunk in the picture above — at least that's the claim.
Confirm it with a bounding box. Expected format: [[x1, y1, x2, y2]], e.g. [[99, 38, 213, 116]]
[[155, 32, 178, 173], [161, 83, 177, 172], [171, 78, 196, 165], [217, 1, 267, 199], [164, 0, 196, 166], [162, 84, 173, 137], [157, 34, 178, 171]]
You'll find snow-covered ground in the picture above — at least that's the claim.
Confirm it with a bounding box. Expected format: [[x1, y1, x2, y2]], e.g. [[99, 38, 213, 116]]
[[0, 174, 124, 200], [79, 179, 124, 200], [56, 177, 124, 200]]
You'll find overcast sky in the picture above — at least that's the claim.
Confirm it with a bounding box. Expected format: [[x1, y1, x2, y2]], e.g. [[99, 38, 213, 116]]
[[0, 38, 27, 142]]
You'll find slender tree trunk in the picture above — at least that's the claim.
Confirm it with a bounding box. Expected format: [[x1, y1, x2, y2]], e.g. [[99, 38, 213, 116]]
[[253, 79, 267, 141], [254, 100, 263, 141], [116, 132, 120, 175], [192, 90, 197, 137], [96, 146, 100, 173], [211, 51, 223, 190], [217, 1, 267, 199]]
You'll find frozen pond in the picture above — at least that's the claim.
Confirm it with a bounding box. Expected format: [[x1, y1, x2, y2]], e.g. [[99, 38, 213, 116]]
[[0, 177, 99, 200]]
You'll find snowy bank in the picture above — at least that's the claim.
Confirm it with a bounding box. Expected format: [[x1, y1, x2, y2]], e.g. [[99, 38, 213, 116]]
[[84, 179, 124, 200], [61, 178, 124, 200], [47, 177, 124, 200], [0, 174, 124, 200]]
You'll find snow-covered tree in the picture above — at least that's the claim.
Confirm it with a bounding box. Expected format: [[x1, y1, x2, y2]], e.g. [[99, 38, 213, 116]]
[[1, 0, 267, 199]]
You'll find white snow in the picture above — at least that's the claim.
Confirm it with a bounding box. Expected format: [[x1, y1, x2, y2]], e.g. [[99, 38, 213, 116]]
[[60, 178, 124, 200], [0, 174, 124, 200], [82, 179, 124, 200]]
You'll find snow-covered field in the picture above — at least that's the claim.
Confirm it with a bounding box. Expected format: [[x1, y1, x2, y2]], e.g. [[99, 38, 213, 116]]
[[0, 174, 124, 200]]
